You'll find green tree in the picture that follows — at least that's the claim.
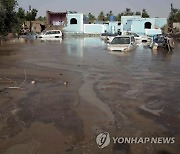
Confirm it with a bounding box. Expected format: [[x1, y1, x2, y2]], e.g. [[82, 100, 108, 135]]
[[16, 7, 26, 21], [168, 3, 180, 27], [36, 16, 46, 21], [88, 13, 96, 23], [135, 11, 141, 16], [26, 8, 38, 21], [98, 11, 105, 21], [141, 9, 150, 18], [106, 10, 113, 21], [123, 8, 134, 16], [116, 13, 124, 21], [0, 0, 17, 35], [12, 7, 26, 34]]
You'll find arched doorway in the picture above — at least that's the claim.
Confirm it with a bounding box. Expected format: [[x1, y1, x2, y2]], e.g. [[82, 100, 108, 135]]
[[70, 18, 77, 24], [144, 22, 152, 29]]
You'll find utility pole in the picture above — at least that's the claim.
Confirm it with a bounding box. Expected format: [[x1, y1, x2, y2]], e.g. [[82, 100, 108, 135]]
[[29, 5, 32, 33]]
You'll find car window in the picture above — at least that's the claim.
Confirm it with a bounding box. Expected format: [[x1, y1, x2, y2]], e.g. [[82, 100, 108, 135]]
[[111, 37, 130, 44], [56, 31, 60, 34], [45, 31, 51, 35], [131, 36, 135, 43], [45, 31, 61, 35], [133, 33, 139, 37]]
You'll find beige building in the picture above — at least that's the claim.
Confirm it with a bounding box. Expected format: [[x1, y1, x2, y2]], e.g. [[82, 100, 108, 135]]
[[23, 21, 46, 33], [173, 22, 180, 31]]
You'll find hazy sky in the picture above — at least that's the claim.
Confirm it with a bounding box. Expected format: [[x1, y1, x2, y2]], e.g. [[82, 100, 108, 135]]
[[17, 0, 180, 18]]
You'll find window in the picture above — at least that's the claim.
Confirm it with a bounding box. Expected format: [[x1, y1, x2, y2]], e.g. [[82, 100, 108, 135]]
[[144, 22, 152, 29], [131, 36, 135, 43], [70, 18, 77, 24], [55, 31, 60, 34], [132, 33, 139, 37], [45, 31, 60, 35]]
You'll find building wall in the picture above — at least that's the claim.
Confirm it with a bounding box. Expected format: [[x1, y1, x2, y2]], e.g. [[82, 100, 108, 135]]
[[155, 18, 167, 29], [106, 22, 121, 34], [122, 16, 167, 35], [64, 14, 84, 33], [84, 24, 105, 34], [24, 21, 45, 33], [121, 16, 141, 32], [131, 18, 156, 34], [47, 11, 67, 26]]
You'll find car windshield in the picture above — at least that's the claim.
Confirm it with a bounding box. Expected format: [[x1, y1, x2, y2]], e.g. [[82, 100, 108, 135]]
[[133, 33, 139, 37], [111, 37, 130, 44], [45, 31, 60, 35]]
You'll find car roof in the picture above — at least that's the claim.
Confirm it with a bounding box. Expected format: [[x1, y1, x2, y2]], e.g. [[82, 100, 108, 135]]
[[115, 35, 134, 38], [46, 30, 61, 32]]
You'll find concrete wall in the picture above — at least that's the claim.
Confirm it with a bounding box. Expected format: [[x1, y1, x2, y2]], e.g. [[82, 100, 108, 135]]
[[155, 18, 167, 29], [131, 18, 156, 34], [64, 13, 84, 33], [47, 11, 67, 26], [121, 16, 141, 32], [122, 16, 167, 35], [106, 22, 121, 34], [84, 24, 105, 34]]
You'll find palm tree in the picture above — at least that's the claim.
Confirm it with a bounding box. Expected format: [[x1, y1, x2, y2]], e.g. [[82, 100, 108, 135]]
[[141, 9, 150, 18], [168, 3, 180, 27], [116, 13, 124, 21], [88, 13, 96, 23], [98, 11, 105, 21], [124, 8, 134, 16]]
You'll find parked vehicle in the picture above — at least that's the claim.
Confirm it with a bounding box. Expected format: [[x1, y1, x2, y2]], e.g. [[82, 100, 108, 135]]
[[150, 34, 174, 51], [101, 33, 120, 42], [106, 33, 118, 43], [20, 32, 38, 40], [38, 30, 62, 39], [123, 31, 151, 43], [100, 33, 109, 40], [107, 35, 137, 52]]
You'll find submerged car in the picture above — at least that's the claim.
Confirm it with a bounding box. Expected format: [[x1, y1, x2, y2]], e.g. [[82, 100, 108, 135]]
[[38, 30, 62, 39], [150, 34, 174, 51], [20, 32, 38, 40], [107, 35, 137, 52], [122, 31, 151, 43], [106, 33, 118, 43]]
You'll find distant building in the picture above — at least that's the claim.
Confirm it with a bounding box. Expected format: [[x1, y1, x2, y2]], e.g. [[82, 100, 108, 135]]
[[63, 13, 88, 33], [173, 22, 180, 31], [22, 21, 46, 33], [46, 11, 67, 26], [63, 12, 120, 34], [121, 16, 167, 36], [45, 11, 168, 36]]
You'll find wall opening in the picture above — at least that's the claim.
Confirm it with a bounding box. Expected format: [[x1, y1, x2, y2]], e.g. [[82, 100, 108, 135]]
[[70, 18, 77, 24], [144, 22, 152, 29]]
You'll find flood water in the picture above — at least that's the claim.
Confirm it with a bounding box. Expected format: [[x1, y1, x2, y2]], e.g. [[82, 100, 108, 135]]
[[0, 37, 180, 154]]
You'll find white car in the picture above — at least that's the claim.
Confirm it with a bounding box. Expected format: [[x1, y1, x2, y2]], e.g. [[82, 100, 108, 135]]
[[38, 30, 62, 39], [122, 31, 151, 43], [107, 35, 137, 52]]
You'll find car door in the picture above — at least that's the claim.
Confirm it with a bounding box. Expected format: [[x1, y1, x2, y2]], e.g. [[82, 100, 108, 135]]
[[45, 31, 51, 38]]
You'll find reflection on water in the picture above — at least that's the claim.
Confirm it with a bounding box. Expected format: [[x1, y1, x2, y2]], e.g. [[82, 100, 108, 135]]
[[39, 38, 62, 43], [152, 49, 173, 61], [0, 37, 180, 154], [64, 37, 105, 57]]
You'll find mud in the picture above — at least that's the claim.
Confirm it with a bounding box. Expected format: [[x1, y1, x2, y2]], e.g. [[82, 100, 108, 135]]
[[0, 38, 179, 154]]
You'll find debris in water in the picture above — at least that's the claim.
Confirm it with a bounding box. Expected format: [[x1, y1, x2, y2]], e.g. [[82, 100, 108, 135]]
[[31, 81, 36, 84], [64, 81, 69, 85]]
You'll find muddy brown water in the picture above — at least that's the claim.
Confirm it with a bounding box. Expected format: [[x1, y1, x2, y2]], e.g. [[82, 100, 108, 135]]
[[0, 38, 179, 154]]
